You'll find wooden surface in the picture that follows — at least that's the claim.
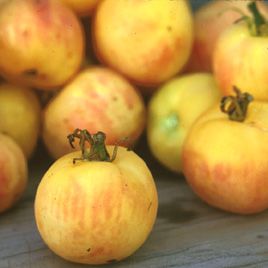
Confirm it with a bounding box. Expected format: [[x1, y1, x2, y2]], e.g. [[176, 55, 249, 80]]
[[1, 142, 268, 268]]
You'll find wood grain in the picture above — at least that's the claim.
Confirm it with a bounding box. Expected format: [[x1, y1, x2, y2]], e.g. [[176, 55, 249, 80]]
[[1, 144, 268, 268]]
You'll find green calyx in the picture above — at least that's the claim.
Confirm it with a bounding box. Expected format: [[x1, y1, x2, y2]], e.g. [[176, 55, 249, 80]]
[[161, 112, 179, 132], [67, 128, 118, 164], [235, 1, 268, 36], [220, 86, 253, 122]]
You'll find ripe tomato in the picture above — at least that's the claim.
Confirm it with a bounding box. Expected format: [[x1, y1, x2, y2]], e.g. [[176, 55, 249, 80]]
[[0, 133, 28, 213], [182, 89, 268, 214], [213, 2, 268, 101], [34, 142, 158, 265]]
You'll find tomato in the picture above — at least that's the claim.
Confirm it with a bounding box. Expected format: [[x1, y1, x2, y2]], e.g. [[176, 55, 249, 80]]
[[186, 0, 268, 72], [0, 83, 41, 158], [0, 133, 28, 213], [213, 1, 268, 101], [42, 67, 146, 159], [34, 135, 158, 264], [182, 89, 268, 214], [147, 73, 221, 173], [92, 0, 193, 89]]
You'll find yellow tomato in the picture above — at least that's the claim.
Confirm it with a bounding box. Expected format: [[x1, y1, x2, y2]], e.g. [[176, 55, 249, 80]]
[[34, 146, 158, 265], [92, 0, 193, 89], [0, 0, 84, 89], [0, 133, 28, 213], [0, 83, 41, 158], [182, 93, 268, 214], [147, 73, 221, 173], [213, 2, 268, 101], [42, 67, 146, 159]]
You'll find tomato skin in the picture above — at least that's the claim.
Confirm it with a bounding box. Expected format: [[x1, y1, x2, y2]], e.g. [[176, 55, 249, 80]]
[[0, 0, 84, 89], [0, 134, 28, 214], [182, 101, 268, 214], [42, 67, 146, 160], [34, 146, 158, 265], [147, 73, 221, 173], [186, 0, 268, 72], [92, 0, 193, 89], [0, 83, 41, 159], [213, 23, 268, 101]]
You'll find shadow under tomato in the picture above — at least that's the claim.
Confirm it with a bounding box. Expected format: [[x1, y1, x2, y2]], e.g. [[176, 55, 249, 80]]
[[158, 199, 197, 224]]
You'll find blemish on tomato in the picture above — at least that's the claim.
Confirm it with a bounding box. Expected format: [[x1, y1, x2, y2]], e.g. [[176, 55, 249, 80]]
[[167, 25, 172, 32], [22, 69, 38, 76], [67, 51, 73, 59], [22, 29, 30, 38], [34, 0, 51, 26], [141, 40, 175, 84], [53, 190, 64, 220], [97, 72, 110, 86], [147, 201, 152, 211], [212, 163, 230, 182], [122, 90, 136, 110], [88, 90, 100, 99], [89, 247, 105, 257], [154, 42, 173, 68], [84, 91, 109, 108], [39, 73, 48, 80]]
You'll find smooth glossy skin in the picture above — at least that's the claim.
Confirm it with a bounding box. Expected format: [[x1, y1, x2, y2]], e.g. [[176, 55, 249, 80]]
[[0, 134, 28, 214], [147, 73, 221, 173], [185, 0, 268, 72], [92, 0, 193, 89], [0, 83, 41, 158], [213, 22, 268, 101], [0, 0, 85, 89], [182, 101, 268, 214], [42, 67, 146, 159], [34, 146, 158, 265]]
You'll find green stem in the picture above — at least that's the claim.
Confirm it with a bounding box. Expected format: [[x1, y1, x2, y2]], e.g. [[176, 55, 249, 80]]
[[247, 1, 268, 36], [220, 86, 253, 122], [248, 2, 266, 35], [230, 2, 268, 36], [67, 129, 117, 163]]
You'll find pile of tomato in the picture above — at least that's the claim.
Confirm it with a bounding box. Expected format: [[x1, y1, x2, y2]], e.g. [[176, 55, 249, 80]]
[[1, 0, 268, 265]]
